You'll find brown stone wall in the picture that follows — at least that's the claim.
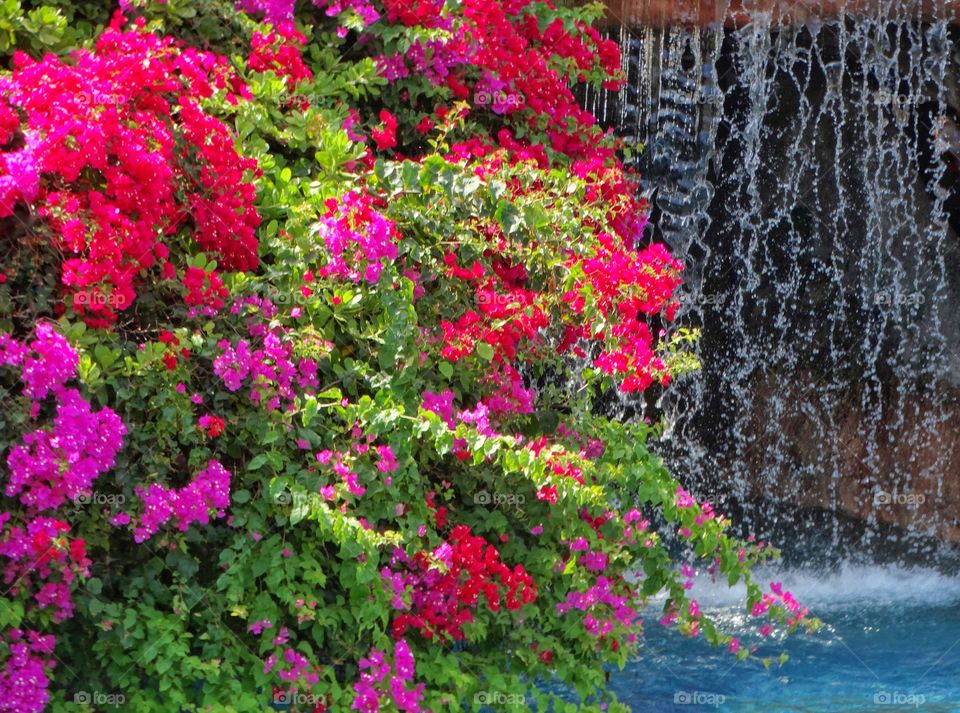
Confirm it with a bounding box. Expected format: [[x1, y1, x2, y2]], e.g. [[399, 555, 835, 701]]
[[744, 373, 960, 543]]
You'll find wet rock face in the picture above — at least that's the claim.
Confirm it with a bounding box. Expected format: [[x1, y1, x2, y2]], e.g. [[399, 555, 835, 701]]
[[742, 374, 960, 543], [588, 17, 960, 553], [693, 21, 960, 548]]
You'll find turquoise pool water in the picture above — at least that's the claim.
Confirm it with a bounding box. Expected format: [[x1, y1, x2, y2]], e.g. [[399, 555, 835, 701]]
[[614, 566, 960, 712]]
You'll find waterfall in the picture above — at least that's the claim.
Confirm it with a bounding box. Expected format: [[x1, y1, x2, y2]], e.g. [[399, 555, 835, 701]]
[[590, 3, 960, 562]]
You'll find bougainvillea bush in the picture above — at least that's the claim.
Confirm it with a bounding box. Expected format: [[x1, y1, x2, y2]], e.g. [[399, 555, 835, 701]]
[[0, 0, 816, 710]]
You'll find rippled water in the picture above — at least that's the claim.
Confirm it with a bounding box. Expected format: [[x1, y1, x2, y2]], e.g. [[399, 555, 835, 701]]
[[616, 565, 960, 712]]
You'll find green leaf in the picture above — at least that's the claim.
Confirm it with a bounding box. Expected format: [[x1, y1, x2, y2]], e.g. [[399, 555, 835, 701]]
[[290, 499, 310, 525], [93, 345, 115, 368], [302, 396, 319, 426], [340, 540, 363, 559]]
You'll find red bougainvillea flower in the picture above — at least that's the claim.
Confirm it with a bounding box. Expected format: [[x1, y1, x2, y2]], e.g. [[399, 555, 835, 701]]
[[182, 266, 229, 315], [247, 23, 313, 111], [0, 18, 260, 326], [371, 110, 398, 151], [384, 525, 536, 643], [198, 414, 226, 438]]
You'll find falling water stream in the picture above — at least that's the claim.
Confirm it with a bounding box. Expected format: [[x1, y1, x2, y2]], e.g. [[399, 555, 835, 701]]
[[586, 3, 960, 564], [580, 4, 960, 711]]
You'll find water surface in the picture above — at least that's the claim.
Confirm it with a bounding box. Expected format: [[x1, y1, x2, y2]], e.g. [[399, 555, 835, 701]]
[[616, 565, 960, 712]]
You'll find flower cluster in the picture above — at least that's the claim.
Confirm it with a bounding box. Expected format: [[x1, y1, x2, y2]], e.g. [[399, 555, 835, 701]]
[[214, 300, 319, 410], [555, 422, 606, 460], [0, 102, 19, 146], [2, 325, 125, 512], [571, 158, 649, 243], [248, 24, 313, 91], [0, 138, 38, 218], [527, 440, 588, 488], [263, 645, 320, 686], [365, 0, 623, 157], [0, 629, 56, 713], [752, 582, 811, 632], [236, 0, 297, 24], [197, 414, 226, 438], [317, 0, 380, 28], [311, 430, 399, 501], [0, 517, 90, 624], [557, 575, 640, 651], [315, 191, 400, 284], [481, 364, 535, 416], [420, 390, 457, 428], [3, 324, 77, 401], [0, 327, 118, 712], [560, 237, 684, 392], [419, 373, 534, 461], [175, 97, 261, 272], [247, 620, 322, 690], [439, 256, 548, 363], [446, 257, 534, 352], [182, 265, 229, 317], [462, 0, 619, 152], [120, 460, 231, 543], [0, 19, 259, 325], [384, 526, 536, 642], [371, 110, 398, 151], [6, 389, 126, 512], [382, 0, 442, 27], [158, 330, 191, 372], [352, 639, 425, 713]]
